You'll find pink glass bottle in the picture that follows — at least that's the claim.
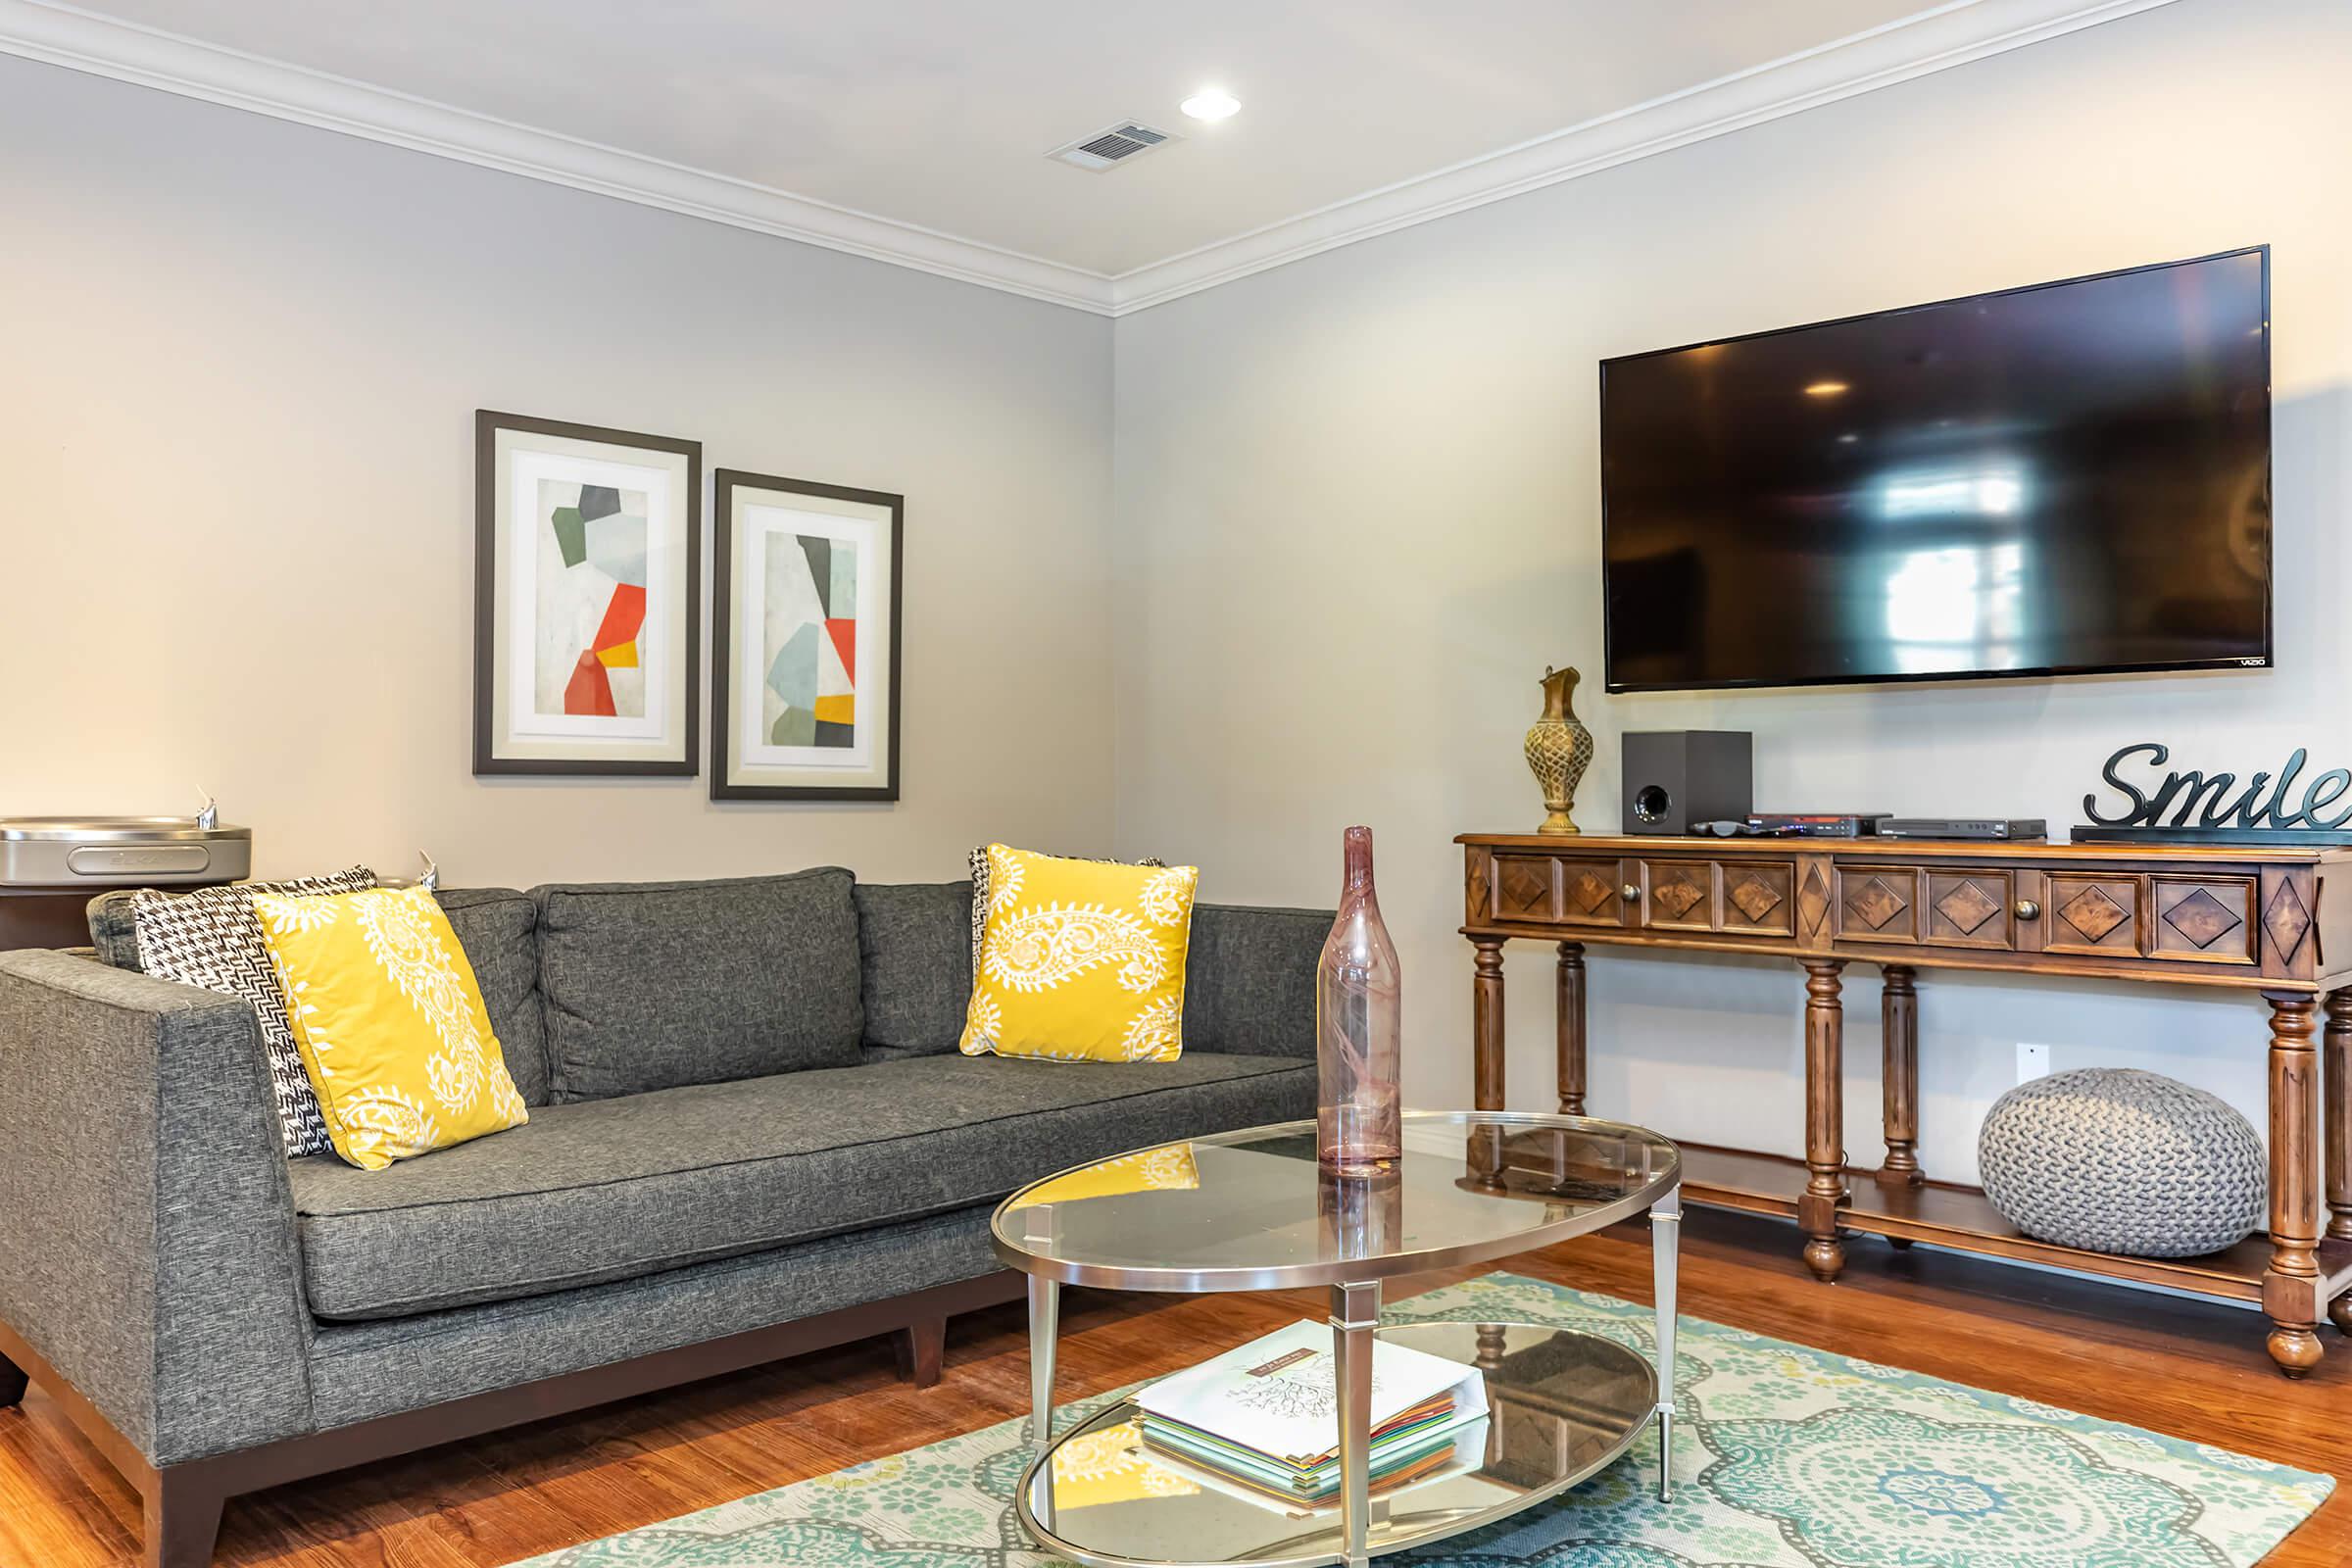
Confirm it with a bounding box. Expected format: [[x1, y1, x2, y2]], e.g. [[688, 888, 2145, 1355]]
[[1316, 826, 1402, 1174]]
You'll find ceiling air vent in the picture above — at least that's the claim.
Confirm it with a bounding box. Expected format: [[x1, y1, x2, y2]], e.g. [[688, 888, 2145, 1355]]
[[1050, 121, 1179, 172]]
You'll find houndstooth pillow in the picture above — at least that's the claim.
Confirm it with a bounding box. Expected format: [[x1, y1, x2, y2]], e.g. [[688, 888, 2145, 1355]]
[[132, 867, 377, 1157], [967, 845, 1163, 974]]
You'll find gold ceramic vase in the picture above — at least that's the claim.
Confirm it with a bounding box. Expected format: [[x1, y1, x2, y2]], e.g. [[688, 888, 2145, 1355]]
[[1524, 665, 1593, 835]]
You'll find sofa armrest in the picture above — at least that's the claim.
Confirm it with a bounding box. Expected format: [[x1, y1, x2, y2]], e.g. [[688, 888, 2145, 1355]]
[[0, 949, 313, 1464], [1182, 904, 1333, 1060]]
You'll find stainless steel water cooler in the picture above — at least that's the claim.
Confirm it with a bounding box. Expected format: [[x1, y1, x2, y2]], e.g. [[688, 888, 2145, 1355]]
[[0, 816, 253, 950]]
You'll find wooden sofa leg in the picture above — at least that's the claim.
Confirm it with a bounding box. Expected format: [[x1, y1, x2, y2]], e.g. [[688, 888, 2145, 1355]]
[[142, 1466, 225, 1568], [0, 1348, 26, 1409], [895, 1315, 946, 1388]]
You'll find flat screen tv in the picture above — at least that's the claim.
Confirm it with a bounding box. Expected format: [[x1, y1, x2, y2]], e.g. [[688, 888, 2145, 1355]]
[[1599, 247, 2272, 692]]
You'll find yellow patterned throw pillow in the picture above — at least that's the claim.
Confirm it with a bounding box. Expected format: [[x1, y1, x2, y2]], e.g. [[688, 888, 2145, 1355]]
[[252, 884, 528, 1170], [959, 844, 1199, 1062]]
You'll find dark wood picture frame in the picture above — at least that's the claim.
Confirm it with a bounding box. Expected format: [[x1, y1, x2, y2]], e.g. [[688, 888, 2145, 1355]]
[[710, 468, 904, 802], [473, 410, 702, 776]]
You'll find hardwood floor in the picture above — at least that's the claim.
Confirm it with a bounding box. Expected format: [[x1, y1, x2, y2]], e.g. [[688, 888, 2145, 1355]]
[[3, 1208, 2346, 1566]]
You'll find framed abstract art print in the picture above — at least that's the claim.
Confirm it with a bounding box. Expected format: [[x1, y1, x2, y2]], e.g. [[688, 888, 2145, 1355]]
[[711, 469, 903, 801], [473, 411, 700, 775]]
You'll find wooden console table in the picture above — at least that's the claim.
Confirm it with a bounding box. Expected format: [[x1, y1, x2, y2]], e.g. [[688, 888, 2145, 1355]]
[[1457, 831, 2352, 1377]]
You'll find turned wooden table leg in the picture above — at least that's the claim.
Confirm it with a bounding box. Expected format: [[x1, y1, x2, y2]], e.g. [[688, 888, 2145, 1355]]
[[2326, 991, 2352, 1334], [1881, 965, 1923, 1185], [1800, 959, 1849, 1282], [1556, 941, 1587, 1117], [1473, 939, 1506, 1111], [2263, 992, 2326, 1376]]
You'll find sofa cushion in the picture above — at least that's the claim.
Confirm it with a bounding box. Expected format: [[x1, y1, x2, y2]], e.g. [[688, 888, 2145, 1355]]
[[435, 887, 550, 1106], [536, 869, 863, 1102], [287, 1051, 1315, 1320], [1183, 904, 1330, 1059], [85, 891, 142, 969], [853, 880, 972, 1057]]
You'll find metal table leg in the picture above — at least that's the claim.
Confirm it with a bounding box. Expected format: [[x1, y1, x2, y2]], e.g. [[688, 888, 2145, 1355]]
[[1332, 1279, 1380, 1568], [1029, 1272, 1059, 1459], [1651, 1181, 1682, 1502], [1025, 1204, 1061, 1460]]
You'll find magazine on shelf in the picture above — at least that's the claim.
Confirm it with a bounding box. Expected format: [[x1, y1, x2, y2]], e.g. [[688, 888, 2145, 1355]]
[[1131, 1319, 1491, 1492], [1143, 1414, 1492, 1514]]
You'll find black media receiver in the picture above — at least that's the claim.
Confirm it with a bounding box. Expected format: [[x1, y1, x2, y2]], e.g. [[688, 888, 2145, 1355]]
[[1879, 818, 2048, 842]]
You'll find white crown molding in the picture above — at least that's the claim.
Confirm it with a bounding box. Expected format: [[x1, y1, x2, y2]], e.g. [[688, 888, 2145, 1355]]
[[0, 0, 1120, 315], [1104, 0, 2184, 316], [0, 0, 2180, 321]]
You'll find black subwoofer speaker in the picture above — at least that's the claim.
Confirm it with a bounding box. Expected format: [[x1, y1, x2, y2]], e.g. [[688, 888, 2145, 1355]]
[[1621, 731, 1752, 836]]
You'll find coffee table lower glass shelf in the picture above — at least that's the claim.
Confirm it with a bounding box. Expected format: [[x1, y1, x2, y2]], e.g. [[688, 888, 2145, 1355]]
[[1015, 1321, 1657, 1568]]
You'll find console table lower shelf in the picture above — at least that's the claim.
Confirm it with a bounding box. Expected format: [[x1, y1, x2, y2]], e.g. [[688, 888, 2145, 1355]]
[[1679, 1143, 2352, 1305]]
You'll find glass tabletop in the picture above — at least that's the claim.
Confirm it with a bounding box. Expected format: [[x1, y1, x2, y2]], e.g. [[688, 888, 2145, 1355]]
[[992, 1110, 1679, 1292]]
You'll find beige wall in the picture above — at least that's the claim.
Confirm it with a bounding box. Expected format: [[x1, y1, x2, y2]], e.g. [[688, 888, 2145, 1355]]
[[1110, 0, 2352, 1182], [0, 54, 1116, 888]]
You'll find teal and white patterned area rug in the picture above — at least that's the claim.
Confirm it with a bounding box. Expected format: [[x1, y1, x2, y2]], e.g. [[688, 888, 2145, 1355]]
[[515, 1272, 2330, 1567]]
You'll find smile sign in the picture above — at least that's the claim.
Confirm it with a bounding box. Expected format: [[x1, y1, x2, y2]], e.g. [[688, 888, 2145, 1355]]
[[2084, 743, 2352, 831]]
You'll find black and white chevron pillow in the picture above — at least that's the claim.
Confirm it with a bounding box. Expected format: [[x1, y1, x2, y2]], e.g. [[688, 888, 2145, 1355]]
[[132, 867, 377, 1157]]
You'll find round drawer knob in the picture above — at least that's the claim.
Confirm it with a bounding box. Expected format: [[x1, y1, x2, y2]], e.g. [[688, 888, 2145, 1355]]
[[2015, 899, 2042, 921], [1621, 884, 1642, 904]]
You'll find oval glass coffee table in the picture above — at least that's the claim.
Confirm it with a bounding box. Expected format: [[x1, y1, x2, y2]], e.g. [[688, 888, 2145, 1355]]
[[991, 1109, 1682, 1568]]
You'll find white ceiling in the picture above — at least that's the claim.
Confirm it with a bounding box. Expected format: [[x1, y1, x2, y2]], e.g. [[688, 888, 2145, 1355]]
[[4, 0, 2179, 311]]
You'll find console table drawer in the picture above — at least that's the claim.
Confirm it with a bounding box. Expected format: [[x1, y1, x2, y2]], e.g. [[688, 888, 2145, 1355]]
[[1556, 858, 1631, 926], [1491, 855, 1560, 921], [2044, 874, 2139, 955], [1641, 858, 1715, 931], [2151, 874, 2260, 964], [1834, 865, 1923, 943], [1629, 858, 1798, 936], [1925, 870, 2015, 950], [1720, 859, 1797, 936], [1492, 854, 1632, 927], [1833, 865, 2023, 951]]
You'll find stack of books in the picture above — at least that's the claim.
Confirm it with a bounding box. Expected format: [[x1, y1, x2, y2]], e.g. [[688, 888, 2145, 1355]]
[[1132, 1321, 1490, 1507]]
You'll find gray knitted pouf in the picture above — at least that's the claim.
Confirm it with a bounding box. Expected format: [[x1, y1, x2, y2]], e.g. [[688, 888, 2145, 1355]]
[[1978, 1067, 2264, 1257]]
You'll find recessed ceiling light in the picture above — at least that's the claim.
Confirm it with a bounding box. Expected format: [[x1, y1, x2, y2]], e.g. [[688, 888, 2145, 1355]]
[[1804, 380, 1849, 397], [1181, 89, 1241, 122]]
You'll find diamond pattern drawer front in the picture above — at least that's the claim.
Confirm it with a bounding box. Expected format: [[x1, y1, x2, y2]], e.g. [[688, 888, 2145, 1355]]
[[1642, 858, 1714, 931], [1926, 870, 2013, 950], [1555, 858, 1630, 927], [1493, 856, 1558, 922], [1834, 866, 1922, 943], [1720, 860, 1796, 935], [2150, 876, 2258, 964], [2044, 875, 2139, 955]]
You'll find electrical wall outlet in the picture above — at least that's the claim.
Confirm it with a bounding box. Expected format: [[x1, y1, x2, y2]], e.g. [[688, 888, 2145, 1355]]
[[2017, 1042, 2052, 1083]]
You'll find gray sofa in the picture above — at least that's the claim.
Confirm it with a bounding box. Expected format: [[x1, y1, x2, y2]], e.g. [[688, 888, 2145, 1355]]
[[0, 867, 1325, 1568]]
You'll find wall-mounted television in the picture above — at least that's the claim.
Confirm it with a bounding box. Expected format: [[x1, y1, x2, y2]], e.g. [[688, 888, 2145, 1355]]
[[1599, 247, 2272, 693]]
